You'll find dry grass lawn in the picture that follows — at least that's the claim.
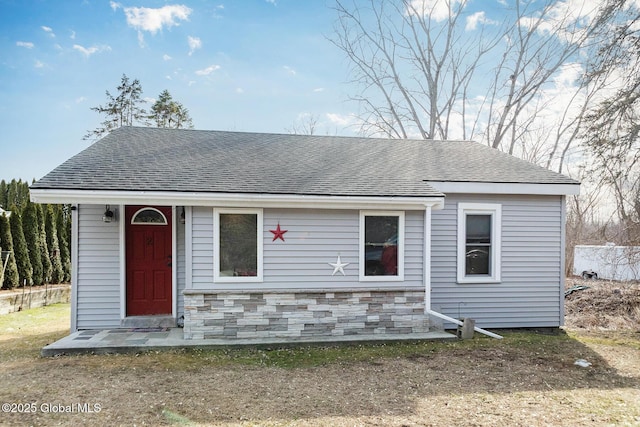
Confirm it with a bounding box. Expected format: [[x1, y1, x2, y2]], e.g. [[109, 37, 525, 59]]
[[0, 283, 638, 426]]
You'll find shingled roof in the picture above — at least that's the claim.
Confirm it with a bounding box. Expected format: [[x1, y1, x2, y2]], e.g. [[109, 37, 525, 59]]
[[32, 126, 578, 198]]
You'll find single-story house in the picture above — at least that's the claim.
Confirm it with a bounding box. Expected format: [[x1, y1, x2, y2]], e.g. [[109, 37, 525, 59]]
[[30, 126, 579, 340]]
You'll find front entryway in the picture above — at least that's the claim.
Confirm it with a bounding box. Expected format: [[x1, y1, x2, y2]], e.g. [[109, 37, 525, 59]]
[[125, 206, 172, 316]]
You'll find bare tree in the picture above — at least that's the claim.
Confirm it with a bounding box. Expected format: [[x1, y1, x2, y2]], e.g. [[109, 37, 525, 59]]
[[582, 0, 640, 244], [332, 0, 500, 140], [331, 0, 619, 159], [286, 113, 320, 135], [482, 1, 617, 150], [565, 170, 608, 275]]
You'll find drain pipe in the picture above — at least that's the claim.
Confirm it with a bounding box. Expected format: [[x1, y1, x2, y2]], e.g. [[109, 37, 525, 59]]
[[422, 206, 501, 340], [426, 309, 503, 340]]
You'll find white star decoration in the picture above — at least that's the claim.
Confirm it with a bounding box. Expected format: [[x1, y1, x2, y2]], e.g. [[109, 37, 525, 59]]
[[328, 254, 349, 276]]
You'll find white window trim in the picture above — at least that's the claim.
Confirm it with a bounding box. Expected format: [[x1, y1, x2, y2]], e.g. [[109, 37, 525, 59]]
[[130, 207, 168, 225], [213, 208, 264, 283], [359, 210, 405, 282], [457, 203, 502, 284]]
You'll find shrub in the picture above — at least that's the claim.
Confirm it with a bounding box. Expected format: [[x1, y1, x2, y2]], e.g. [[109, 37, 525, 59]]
[[0, 213, 19, 289]]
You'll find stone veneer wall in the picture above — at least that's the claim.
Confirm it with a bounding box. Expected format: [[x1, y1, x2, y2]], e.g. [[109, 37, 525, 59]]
[[183, 290, 429, 340]]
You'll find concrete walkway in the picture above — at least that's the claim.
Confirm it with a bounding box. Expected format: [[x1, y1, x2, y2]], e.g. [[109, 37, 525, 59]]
[[42, 328, 457, 357]]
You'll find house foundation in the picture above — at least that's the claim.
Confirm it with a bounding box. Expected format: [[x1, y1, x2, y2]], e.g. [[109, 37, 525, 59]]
[[183, 289, 429, 340]]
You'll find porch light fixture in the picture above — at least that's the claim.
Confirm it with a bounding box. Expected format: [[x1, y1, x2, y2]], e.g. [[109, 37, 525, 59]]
[[102, 205, 115, 223], [180, 207, 186, 224]]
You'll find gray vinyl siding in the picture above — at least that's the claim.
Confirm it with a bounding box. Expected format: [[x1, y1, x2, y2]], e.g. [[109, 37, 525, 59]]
[[189, 207, 424, 291], [431, 194, 563, 328], [263, 209, 359, 286], [76, 204, 121, 329], [191, 207, 214, 287], [176, 217, 185, 318], [75, 197, 563, 330], [76, 204, 186, 329]]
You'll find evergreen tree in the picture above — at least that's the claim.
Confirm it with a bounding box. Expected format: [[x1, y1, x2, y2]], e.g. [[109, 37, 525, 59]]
[[56, 206, 71, 282], [19, 180, 30, 212], [6, 179, 18, 211], [23, 202, 43, 285], [149, 89, 194, 129], [0, 213, 19, 289], [9, 207, 32, 286], [84, 74, 147, 141], [37, 204, 52, 284], [45, 206, 64, 284], [2, 179, 30, 214], [0, 180, 6, 209]]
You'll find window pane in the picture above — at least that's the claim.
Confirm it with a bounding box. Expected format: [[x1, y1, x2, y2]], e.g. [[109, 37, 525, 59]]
[[465, 214, 491, 275], [219, 214, 257, 277], [465, 245, 491, 275], [132, 209, 167, 224], [364, 216, 398, 276], [466, 215, 491, 244]]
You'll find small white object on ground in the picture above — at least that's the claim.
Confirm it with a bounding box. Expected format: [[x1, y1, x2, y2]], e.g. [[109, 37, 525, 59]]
[[574, 359, 592, 368]]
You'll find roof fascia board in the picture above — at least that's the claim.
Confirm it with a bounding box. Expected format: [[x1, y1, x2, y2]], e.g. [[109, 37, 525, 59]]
[[30, 189, 445, 211], [427, 181, 580, 196]]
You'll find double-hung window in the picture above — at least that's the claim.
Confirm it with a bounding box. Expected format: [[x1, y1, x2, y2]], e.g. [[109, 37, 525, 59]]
[[457, 203, 501, 283], [214, 208, 263, 282], [359, 211, 404, 281]]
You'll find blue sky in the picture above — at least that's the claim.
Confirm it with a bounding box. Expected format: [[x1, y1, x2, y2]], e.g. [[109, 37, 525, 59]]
[[0, 0, 593, 183], [0, 0, 355, 181]]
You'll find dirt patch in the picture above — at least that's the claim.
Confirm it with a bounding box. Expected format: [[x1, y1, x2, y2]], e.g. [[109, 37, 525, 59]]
[[1, 295, 639, 426], [1, 337, 639, 426], [565, 277, 640, 330]]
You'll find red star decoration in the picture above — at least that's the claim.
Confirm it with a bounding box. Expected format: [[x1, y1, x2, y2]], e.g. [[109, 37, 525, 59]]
[[269, 223, 288, 242]]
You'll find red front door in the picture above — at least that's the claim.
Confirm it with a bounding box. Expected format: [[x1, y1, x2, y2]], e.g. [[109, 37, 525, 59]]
[[125, 206, 172, 316]]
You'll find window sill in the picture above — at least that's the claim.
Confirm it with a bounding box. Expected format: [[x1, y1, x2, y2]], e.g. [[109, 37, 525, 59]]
[[359, 275, 404, 282], [213, 277, 264, 284], [457, 277, 501, 284]]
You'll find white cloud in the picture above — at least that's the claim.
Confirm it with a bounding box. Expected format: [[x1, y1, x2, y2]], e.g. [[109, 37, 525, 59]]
[[73, 44, 111, 57], [326, 112, 355, 127], [34, 60, 44, 68], [266, 0, 276, 5], [16, 41, 34, 49], [195, 64, 221, 75], [124, 5, 192, 34], [75, 96, 86, 104], [236, 87, 244, 94], [313, 88, 325, 93], [110, 1, 122, 11], [553, 62, 583, 88], [123, 4, 192, 46], [212, 4, 225, 18], [163, 54, 172, 61], [283, 65, 296, 75], [465, 11, 497, 31], [518, 0, 603, 42], [41, 26, 55, 37], [405, 0, 463, 22], [188, 36, 201, 55], [70, 30, 76, 40]]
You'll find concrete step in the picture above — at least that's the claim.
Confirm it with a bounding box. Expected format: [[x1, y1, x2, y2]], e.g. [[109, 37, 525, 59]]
[[121, 315, 175, 329]]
